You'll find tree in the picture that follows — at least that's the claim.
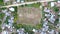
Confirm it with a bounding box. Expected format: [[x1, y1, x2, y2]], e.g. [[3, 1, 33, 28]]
[[0, 27, 2, 32], [53, 6, 59, 12]]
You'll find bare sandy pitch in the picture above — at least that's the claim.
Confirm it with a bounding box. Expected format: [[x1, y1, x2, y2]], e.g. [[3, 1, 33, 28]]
[[17, 7, 42, 26]]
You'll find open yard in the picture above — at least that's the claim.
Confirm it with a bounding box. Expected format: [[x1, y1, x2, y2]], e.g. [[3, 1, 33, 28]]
[[17, 7, 42, 26]]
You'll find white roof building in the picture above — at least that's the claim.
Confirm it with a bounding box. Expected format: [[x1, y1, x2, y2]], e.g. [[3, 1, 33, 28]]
[[58, 1, 60, 3], [48, 15, 55, 23], [45, 14, 51, 17], [9, 7, 15, 11], [32, 29, 37, 32], [51, 2, 55, 7], [16, 0, 20, 3]]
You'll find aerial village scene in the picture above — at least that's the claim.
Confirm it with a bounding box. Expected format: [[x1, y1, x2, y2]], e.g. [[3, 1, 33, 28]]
[[0, 0, 60, 34]]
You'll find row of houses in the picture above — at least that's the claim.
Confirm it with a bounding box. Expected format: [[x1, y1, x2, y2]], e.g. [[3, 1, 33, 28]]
[[3, 0, 25, 5], [40, 1, 60, 34], [1, 7, 15, 34]]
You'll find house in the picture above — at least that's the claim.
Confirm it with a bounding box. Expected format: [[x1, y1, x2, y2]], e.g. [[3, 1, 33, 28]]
[[1, 31, 8, 34], [59, 17, 60, 23], [9, 7, 15, 11], [43, 18, 47, 21], [16, 0, 20, 3], [17, 28, 25, 34], [45, 14, 51, 17], [44, 7, 50, 13], [42, 25, 49, 31], [20, 0, 24, 3], [56, 1, 60, 7], [4, 0, 10, 3], [42, 2, 48, 6], [48, 15, 55, 23], [5, 24, 11, 29], [13, 2, 17, 4], [1, 23, 6, 30], [43, 21, 48, 27], [57, 0, 60, 3], [57, 23, 60, 29], [32, 29, 36, 32], [51, 2, 55, 7], [48, 30, 55, 34], [11, 16, 14, 20], [5, 12, 10, 16], [2, 9, 7, 13], [55, 31, 59, 34], [58, 12, 60, 15], [1, 26, 5, 30], [8, 19, 14, 23], [40, 31, 46, 34]]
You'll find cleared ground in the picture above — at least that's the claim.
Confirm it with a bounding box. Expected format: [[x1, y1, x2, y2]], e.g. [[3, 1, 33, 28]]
[[17, 7, 42, 25]]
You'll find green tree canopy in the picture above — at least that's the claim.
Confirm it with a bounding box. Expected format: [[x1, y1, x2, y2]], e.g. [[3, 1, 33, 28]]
[[53, 6, 59, 12]]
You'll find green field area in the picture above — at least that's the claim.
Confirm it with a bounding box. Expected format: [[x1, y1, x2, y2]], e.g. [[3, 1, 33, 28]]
[[20, 2, 41, 8]]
